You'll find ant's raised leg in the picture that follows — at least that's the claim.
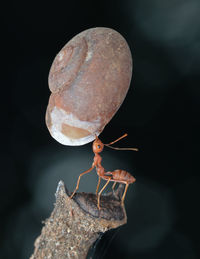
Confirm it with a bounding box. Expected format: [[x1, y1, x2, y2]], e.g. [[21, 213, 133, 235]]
[[121, 183, 129, 204], [97, 177, 111, 209], [70, 166, 94, 199]]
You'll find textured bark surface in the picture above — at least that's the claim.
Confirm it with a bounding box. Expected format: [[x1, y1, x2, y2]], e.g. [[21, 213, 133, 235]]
[[30, 181, 127, 259]]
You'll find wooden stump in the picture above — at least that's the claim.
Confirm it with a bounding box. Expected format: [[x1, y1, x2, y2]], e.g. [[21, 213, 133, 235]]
[[30, 181, 127, 259]]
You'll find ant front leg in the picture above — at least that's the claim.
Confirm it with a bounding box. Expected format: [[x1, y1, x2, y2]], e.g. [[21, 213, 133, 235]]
[[70, 166, 94, 199]]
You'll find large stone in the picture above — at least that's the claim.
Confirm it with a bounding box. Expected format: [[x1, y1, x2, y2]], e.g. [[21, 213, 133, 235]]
[[46, 27, 132, 145]]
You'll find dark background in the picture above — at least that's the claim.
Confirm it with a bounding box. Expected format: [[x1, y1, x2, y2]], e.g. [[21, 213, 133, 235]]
[[1, 0, 200, 258]]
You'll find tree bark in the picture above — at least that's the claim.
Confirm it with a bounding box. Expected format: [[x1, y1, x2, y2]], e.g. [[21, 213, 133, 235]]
[[30, 181, 127, 259]]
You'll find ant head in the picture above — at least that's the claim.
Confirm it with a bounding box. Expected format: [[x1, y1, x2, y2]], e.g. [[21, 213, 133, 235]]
[[92, 136, 104, 153]]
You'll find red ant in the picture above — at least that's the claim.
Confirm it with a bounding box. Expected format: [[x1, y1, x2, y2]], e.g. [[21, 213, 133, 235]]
[[70, 133, 138, 209]]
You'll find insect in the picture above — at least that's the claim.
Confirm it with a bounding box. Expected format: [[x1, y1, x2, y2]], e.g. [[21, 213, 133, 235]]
[[70, 133, 138, 209]]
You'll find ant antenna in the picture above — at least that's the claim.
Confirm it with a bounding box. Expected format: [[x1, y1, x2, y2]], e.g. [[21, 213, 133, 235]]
[[105, 133, 138, 151], [105, 133, 128, 145]]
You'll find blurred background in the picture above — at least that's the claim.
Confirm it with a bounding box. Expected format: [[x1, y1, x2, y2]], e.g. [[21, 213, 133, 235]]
[[1, 0, 200, 258]]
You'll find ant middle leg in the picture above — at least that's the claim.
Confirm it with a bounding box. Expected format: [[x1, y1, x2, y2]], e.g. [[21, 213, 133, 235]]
[[96, 176, 101, 195]]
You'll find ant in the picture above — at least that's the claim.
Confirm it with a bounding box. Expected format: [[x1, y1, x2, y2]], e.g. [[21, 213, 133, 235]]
[[70, 133, 138, 209]]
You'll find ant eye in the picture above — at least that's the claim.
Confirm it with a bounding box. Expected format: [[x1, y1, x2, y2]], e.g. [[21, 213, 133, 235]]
[[98, 145, 101, 149]]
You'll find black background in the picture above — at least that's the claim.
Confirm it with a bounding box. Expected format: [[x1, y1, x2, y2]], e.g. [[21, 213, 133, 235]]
[[1, 0, 200, 258]]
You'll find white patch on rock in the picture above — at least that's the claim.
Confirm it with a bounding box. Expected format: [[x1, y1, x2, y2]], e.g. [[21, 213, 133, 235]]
[[58, 51, 64, 61], [49, 106, 101, 146], [85, 50, 93, 61]]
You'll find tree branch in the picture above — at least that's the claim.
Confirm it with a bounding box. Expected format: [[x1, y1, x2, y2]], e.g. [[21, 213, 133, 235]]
[[30, 181, 127, 259]]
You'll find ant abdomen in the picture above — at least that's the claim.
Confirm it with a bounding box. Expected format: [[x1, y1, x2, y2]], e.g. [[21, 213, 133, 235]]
[[111, 169, 136, 184]]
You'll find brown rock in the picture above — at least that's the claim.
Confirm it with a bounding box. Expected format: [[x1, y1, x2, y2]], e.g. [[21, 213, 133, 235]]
[[46, 27, 132, 145]]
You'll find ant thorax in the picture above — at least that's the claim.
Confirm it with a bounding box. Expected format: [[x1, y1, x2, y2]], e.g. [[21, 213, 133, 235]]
[[93, 153, 102, 168]]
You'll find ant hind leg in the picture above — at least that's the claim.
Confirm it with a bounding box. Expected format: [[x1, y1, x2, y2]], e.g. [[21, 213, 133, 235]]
[[97, 177, 111, 209], [121, 183, 129, 205], [112, 182, 117, 191]]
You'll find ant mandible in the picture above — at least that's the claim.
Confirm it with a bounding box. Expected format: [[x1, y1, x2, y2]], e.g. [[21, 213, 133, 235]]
[[70, 133, 138, 209]]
